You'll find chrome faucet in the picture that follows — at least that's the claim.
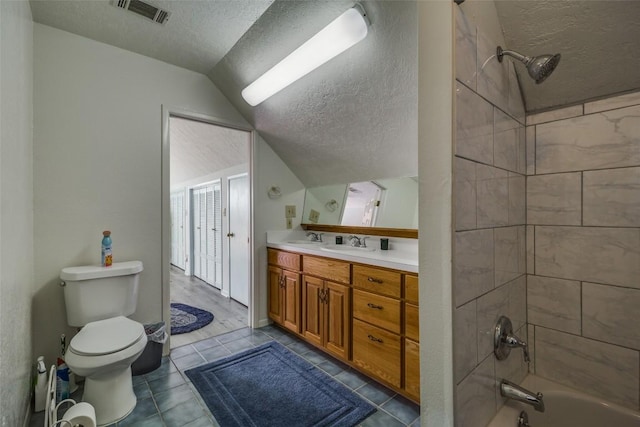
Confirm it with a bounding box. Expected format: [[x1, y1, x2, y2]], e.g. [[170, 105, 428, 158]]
[[348, 235, 368, 248], [500, 379, 545, 413], [306, 232, 323, 242], [494, 316, 530, 363]]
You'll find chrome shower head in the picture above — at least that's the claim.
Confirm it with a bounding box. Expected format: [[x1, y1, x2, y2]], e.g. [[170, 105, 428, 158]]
[[497, 46, 561, 84]]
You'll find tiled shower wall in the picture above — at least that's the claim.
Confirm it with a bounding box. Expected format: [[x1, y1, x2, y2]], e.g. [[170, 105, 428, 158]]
[[452, 6, 528, 427], [526, 90, 640, 411]]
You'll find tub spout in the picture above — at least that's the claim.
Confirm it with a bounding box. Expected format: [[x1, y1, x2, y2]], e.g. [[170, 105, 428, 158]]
[[500, 379, 545, 412]]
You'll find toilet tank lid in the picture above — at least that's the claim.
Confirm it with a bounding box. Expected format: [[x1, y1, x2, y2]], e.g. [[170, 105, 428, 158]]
[[60, 261, 143, 281]]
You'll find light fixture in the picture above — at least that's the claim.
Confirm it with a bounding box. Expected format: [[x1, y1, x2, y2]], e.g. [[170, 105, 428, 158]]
[[241, 3, 370, 107]]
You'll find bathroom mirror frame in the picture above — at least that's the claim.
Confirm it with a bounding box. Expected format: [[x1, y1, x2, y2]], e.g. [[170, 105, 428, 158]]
[[301, 224, 418, 239]]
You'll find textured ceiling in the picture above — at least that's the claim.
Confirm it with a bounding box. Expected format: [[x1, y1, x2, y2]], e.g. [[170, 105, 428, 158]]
[[29, 0, 274, 73], [28, 0, 640, 185], [170, 117, 249, 188], [208, 0, 418, 187], [495, 0, 640, 112]]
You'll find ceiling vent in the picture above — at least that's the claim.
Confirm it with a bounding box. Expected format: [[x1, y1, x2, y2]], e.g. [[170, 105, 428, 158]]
[[112, 0, 171, 25]]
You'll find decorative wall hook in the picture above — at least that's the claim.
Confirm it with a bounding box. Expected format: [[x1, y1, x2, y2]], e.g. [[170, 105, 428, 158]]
[[267, 186, 282, 199]]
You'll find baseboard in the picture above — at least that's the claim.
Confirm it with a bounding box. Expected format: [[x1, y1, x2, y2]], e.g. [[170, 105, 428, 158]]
[[256, 317, 271, 328]]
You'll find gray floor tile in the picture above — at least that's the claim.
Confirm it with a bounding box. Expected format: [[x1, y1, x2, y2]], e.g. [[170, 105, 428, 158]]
[[172, 352, 206, 371], [192, 337, 221, 352], [300, 349, 331, 365], [381, 395, 420, 425], [216, 328, 252, 344], [222, 337, 254, 353], [356, 382, 396, 406], [144, 358, 177, 381], [359, 409, 405, 427], [170, 344, 196, 359], [335, 369, 369, 390], [117, 397, 159, 426], [133, 380, 152, 400], [148, 371, 186, 394], [154, 383, 196, 413], [199, 345, 231, 362], [161, 399, 206, 427], [317, 358, 349, 376], [183, 416, 217, 427], [118, 413, 163, 427]]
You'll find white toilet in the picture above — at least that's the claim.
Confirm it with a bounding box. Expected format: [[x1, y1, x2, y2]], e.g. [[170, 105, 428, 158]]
[[60, 261, 147, 426]]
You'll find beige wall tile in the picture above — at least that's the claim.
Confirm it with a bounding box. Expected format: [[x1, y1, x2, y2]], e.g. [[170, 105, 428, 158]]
[[526, 125, 535, 175], [527, 173, 581, 225], [476, 30, 509, 113], [527, 324, 535, 374], [584, 167, 640, 227], [508, 173, 525, 225], [535, 226, 640, 288], [507, 63, 525, 125], [584, 90, 640, 114], [455, 355, 496, 427], [456, 82, 494, 164], [583, 282, 640, 350], [494, 227, 525, 287], [454, 229, 494, 307], [455, 8, 477, 90], [494, 108, 519, 172], [536, 104, 640, 174], [528, 275, 581, 334], [454, 300, 478, 384], [455, 157, 477, 231], [536, 327, 640, 409], [477, 164, 509, 227], [526, 227, 534, 274], [526, 104, 583, 126]]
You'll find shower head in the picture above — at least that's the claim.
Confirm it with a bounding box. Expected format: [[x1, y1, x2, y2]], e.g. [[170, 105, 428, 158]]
[[497, 46, 561, 84]]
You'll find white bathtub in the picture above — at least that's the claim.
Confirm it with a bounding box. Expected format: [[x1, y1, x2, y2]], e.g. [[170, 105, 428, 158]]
[[488, 375, 640, 427]]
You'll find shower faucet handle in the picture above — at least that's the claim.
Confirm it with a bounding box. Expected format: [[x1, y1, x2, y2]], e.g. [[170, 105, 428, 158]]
[[494, 316, 530, 363]]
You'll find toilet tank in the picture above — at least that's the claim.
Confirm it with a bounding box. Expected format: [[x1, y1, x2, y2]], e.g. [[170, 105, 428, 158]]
[[60, 261, 143, 327]]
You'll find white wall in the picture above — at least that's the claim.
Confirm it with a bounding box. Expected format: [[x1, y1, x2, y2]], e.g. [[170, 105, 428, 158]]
[[32, 23, 249, 365], [253, 133, 305, 326], [0, 0, 33, 424]]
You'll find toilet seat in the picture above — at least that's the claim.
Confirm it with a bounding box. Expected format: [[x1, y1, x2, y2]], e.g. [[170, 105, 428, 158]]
[[70, 316, 144, 356]]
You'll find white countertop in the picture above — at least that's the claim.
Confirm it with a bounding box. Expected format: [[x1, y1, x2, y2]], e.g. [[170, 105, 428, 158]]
[[267, 230, 418, 273]]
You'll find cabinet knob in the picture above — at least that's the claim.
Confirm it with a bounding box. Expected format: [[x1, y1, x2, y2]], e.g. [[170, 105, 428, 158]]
[[367, 303, 383, 310], [367, 334, 383, 343], [367, 277, 383, 284]]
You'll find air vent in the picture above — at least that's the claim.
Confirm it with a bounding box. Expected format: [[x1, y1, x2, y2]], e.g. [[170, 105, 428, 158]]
[[112, 0, 171, 25]]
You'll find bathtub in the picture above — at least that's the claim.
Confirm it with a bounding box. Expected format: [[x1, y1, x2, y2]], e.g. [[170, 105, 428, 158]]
[[488, 375, 640, 427]]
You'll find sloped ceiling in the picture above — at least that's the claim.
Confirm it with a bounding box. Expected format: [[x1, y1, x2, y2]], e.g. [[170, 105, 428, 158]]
[[29, 0, 640, 185], [495, 0, 640, 112]]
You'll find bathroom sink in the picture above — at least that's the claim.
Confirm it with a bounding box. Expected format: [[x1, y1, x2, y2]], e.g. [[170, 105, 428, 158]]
[[320, 245, 376, 254], [286, 240, 323, 244]]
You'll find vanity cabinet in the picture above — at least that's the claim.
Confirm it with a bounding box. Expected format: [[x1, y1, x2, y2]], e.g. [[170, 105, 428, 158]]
[[302, 256, 351, 361], [403, 274, 420, 401], [268, 249, 301, 334], [267, 247, 420, 402]]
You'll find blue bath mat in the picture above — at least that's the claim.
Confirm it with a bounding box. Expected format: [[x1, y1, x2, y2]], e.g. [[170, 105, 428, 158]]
[[170, 303, 214, 335], [185, 341, 376, 427]]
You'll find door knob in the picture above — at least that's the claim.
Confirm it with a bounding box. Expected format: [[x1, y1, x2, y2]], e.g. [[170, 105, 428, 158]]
[[227, 232, 235, 237]]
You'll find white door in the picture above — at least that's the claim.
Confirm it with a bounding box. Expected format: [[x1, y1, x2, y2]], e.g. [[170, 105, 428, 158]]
[[228, 174, 249, 306], [170, 191, 185, 269], [191, 183, 222, 288]]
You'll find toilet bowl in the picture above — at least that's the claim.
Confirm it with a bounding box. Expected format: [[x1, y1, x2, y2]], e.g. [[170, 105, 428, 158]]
[[64, 316, 147, 426]]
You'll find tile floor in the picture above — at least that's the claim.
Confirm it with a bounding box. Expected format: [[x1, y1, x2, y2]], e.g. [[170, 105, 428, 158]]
[[31, 326, 421, 427]]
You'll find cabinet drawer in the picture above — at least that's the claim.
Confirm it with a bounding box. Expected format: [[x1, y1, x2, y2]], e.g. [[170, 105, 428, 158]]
[[353, 289, 401, 334], [404, 339, 420, 402], [352, 319, 401, 388], [405, 303, 419, 341], [268, 249, 300, 271], [303, 256, 350, 284], [405, 275, 419, 304], [353, 265, 401, 298]]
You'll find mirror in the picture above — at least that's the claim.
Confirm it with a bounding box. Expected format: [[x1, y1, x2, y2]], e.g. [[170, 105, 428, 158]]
[[302, 177, 418, 229]]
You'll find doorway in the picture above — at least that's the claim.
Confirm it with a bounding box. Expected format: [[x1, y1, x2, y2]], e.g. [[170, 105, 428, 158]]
[[165, 112, 252, 348]]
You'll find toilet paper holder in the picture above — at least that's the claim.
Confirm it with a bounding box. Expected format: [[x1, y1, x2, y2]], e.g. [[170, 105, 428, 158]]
[[45, 365, 97, 427]]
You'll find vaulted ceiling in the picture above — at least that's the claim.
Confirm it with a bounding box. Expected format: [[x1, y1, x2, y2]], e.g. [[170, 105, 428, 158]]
[[29, 0, 640, 186]]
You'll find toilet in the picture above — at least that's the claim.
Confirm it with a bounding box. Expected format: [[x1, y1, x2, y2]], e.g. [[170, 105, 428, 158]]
[[60, 261, 147, 426]]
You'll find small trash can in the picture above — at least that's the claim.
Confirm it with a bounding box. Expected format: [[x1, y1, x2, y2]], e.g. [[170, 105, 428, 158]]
[[132, 322, 167, 376]]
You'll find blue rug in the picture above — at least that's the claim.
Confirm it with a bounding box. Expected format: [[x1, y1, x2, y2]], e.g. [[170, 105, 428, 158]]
[[185, 341, 376, 427], [170, 303, 214, 335]]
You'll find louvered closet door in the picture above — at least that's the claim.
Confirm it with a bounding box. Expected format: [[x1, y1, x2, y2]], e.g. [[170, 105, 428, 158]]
[[205, 183, 222, 289], [213, 184, 222, 288], [192, 188, 202, 278], [175, 192, 185, 270], [170, 193, 178, 266]]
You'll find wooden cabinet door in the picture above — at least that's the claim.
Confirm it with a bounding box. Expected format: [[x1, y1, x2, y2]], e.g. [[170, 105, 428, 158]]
[[404, 339, 420, 402], [324, 281, 350, 361], [352, 319, 402, 388], [302, 275, 323, 347], [268, 266, 283, 325], [282, 270, 301, 333]]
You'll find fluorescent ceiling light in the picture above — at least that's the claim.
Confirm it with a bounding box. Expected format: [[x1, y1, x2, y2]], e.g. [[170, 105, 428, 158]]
[[241, 4, 370, 107]]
